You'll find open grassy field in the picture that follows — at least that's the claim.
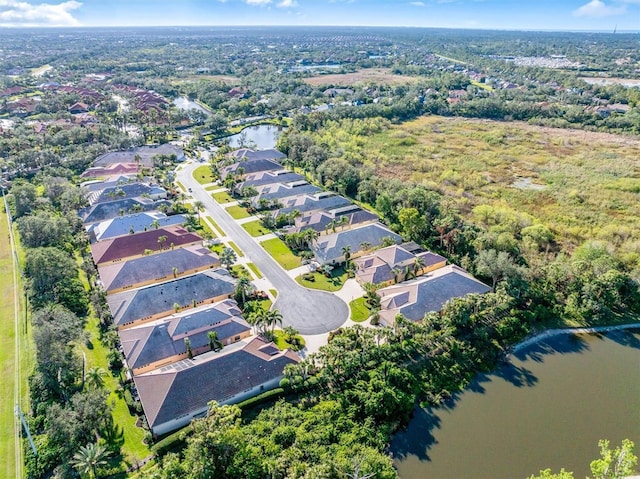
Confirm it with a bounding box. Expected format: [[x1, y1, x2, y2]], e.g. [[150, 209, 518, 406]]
[[303, 68, 418, 87], [192, 165, 215, 185], [332, 116, 640, 249], [260, 238, 302, 270], [0, 212, 31, 479]]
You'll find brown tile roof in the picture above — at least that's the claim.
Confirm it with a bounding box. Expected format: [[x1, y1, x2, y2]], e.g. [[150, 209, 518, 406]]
[[90, 225, 201, 265]]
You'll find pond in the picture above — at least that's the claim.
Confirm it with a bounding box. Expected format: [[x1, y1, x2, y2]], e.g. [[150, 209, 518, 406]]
[[391, 329, 640, 479], [173, 96, 212, 116], [226, 124, 283, 150]]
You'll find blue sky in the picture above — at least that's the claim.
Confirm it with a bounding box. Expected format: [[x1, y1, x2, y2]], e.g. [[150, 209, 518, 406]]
[[0, 0, 638, 30]]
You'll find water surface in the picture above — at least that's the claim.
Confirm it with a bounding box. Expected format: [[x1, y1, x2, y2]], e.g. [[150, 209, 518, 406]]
[[392, 330, 640, 479], [227, 124, 283, 150]]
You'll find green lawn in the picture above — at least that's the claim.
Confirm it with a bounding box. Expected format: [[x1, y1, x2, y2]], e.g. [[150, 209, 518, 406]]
[[269, 289, 278, 298], [193, 165, 215, 184], [212, 191, 235, 204], [197, 218, 216, 238], [273, 330, 306, 351], [226, 205, 252, 220], [176, 181, 186, 192], [296, 267, 348, 292], [75, 263, 151, 466], [230, 264, 250, 278], [246, 263, 263, 279], [205, 216, 225, 237], [0, 213, 32, 479], [228, 241, 244, 257], [242, 220, 269, 237], [205, 185, 221, 191], [260, 238, 302, 270], [349, 297, 372, 323]]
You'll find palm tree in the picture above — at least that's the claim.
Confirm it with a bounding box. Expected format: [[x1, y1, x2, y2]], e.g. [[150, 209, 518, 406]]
[[289, 209, 301, 227], [150, 219, 160, 230], [193, 200, 204, 221], [360, 241, 371, 253], [157, 234, 168, 250], [341, 245, 352, 265], [235, 275, 252, 305], [413, 255, 426, 277], [208, 331, 223, 351], [184, 337, 193, 359], [339, 215, 349, 231], [219, 246, 237, 270], [392, 267, 402, 284], [247, 307, 269, 335], [85, 367, 107, 390], [72, 442, 109, 479], [265, 309, 283, 335]]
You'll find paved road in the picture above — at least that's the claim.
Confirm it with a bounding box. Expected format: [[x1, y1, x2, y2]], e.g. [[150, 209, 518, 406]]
[[178, 162, 349, 335]]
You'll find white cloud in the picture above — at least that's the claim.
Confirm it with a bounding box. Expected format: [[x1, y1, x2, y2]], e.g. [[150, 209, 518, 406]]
[[410, 1, 425, 6], [573, 0, 626, 17], [245, 0, 271, 4], [277, 0, 298, 7], [0, 0, 82, 26]]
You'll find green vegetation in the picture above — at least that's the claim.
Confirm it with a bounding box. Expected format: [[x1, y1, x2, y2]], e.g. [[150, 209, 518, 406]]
[[246, 262, 263, 279], [349, 297, 372, 322], [192, 165, 215, 184], [260, 238, 302, 270], [269, 289, 278, 298], [230, 264, 249, 278], [176, 181, 187, 192], [226, 205, 251, 220], [205, 216, 224, 237], [241, 220, 269, 237], [212, 191, 234, 204], [228, 241, 244, 257], [205, 185, 221, 191], [296, 266, 348, 292], [272, 329, 306, 351]]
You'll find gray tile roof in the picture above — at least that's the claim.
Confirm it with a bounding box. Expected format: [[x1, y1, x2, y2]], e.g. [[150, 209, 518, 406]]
[[252, 182, 321, 206], [98, 245, 220, 292], [94, 144, 184, 167], [107, 269, 236, 327], [378, 265, 490, 323], [228, 148, 286, 162], [90, 212, 186, 242], [89, 183, 166, 206], [237, 171, 304, 191], [312, 223, 402, 264], [291, 206, 378, 234], [119, 299, 250, 370], [79, 197, 171, 224], [134, 336, 299, 431], [273, 193, 352, 218]]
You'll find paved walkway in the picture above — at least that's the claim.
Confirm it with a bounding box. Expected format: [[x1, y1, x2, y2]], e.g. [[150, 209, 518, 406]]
[[178, 162, 349, 335]]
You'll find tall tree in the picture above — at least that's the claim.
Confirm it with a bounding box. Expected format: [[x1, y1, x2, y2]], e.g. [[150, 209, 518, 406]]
[[72, 442, 109, 479]]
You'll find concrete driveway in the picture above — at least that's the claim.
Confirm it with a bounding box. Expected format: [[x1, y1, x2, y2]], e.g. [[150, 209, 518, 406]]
[[177, 162, 349, 335]]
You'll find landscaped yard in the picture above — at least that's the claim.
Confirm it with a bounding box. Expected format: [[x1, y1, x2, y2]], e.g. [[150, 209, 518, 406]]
[[296, 266, 348, 292], [260, 238, 302, 270], [205, 185, 221, 191], [246, 263, 263, 279], [193, 165, 216, 184], [212, 191, 235, 204], [242, 220, 269, 237], [226, 205, 252, 220], [272, 330, 306, 351], [349, 297, 372, 323]]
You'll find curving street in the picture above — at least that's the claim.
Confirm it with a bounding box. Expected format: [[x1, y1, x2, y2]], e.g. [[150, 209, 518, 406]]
[[177, 162, 349, 335]]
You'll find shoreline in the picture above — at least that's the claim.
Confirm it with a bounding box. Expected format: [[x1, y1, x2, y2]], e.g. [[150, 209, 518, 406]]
[[511, 322, 640, 354]]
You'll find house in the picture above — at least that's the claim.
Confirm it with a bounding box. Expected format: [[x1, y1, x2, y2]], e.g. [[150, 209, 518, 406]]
[[90, 225, 202, 266], [107, 268, 236, 329], [250, 181, 321, 208], [98, 244, 220, 294], [377, 265, 491, 326], [86, 182, 167, 206], [69, 102, 89, 114], [235, 170, 305, 193], [290, 204, 378, 235], [311, 223, 402, 265], [93, 144, 185, 168], [227, 148, 287, 162], [271, 192, 352, 219], [80, 163, 141, 178], [79, 197, 172, 225], [88, 212, 187, 243], [134, 336, 299, 435], [119, 299, 251, 374], [353, 246, 447, 286]]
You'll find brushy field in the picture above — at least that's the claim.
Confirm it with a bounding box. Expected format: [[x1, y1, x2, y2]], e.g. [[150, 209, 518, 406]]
[[302, 68, 418, 87], [322, 116, 640, 249]]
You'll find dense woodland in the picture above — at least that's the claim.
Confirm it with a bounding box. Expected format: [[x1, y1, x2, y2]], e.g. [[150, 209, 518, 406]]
[[1, 27, 639, 478]]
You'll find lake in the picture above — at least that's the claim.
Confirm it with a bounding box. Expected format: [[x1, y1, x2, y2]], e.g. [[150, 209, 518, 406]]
[[227, 124, 283, 150], [173, 96, 212, 116], [391, 329, 640, 479]]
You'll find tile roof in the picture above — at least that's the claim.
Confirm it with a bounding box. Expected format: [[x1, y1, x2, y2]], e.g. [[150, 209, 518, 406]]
[[98, 245, 220, 292], [354, 246, 447, 284], [312, 223, 402, 264], [88, 183, 166, 206], [94, 144, 184, 167], [220, 158, 284, 180], [227, 148, 286, 162], [119, 299, 250, 371], [236, 170, 304, 190], [108, 269, 236, 328], [291, 206, 378, 234], [134, 336, 299, 432], [90, 212, 186, 242], [273, 193, 352, 218], [80, 163, 140, 178], [91, 225, 202, 265], [251, 181, 321, 206], [378, 265, 490, 323], [79, 198, 171, 224]]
